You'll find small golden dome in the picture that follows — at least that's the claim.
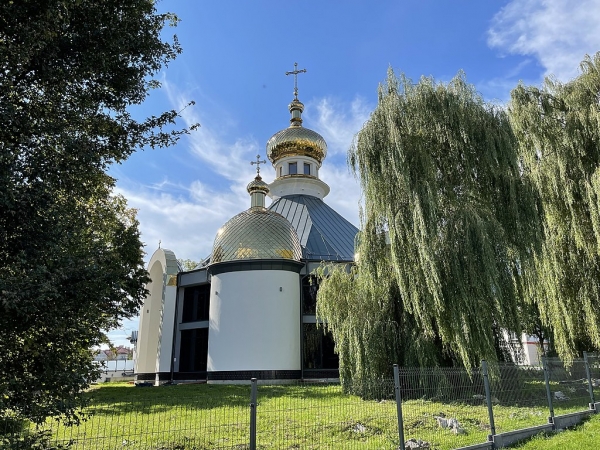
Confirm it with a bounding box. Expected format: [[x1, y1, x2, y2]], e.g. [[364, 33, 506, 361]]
[[211, 208, 302, 264], [246, 175, 269, 194], [266, 98, 328, 165]]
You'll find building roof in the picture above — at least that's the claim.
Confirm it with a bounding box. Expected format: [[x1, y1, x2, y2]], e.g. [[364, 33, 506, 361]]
[[269, 194, 358, 262]]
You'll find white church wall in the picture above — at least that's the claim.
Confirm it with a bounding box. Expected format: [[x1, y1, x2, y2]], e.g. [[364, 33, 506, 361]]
[[208, 270, 300, 372], [135, 248, 178, 377], [136, 259, 163, 374], [156, 284, 177, 374], [269, 155, 330, 200]]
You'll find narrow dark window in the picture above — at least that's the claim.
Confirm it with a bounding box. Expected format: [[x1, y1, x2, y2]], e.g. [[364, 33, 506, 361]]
[[302, 324, 339, 370], [302, 276, 318, 315], [182, 285, 210, 322], [289, 162, 297, 175], [304, 163, 311, 175], [179, 328, 208, 372], [279, 166, 282, 177]]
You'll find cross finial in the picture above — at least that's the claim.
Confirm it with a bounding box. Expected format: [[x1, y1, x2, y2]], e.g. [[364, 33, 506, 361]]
[[250, 154, 267, 175], [158, 239, 161, 249], [285, 62, 307, 100]]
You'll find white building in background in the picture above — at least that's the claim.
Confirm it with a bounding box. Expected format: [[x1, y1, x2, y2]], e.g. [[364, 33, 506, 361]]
[[504, 332, 550, 366], [135, 74, 358, 384]]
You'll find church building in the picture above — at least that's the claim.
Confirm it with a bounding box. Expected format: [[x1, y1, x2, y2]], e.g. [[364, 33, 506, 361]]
[[135, 68, 359, 383]]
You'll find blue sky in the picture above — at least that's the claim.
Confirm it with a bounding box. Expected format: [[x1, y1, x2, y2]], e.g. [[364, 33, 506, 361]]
[[107, 0, 600, 347]]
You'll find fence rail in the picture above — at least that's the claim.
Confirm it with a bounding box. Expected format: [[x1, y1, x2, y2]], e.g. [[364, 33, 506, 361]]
[[3, 356, 599, 449]]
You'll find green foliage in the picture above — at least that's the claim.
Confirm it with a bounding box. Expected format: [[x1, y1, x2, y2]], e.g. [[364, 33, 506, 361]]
[[317, 70, 541, 383], [177, 259, 200, 271], [510, 53, 600, 360], [0, 0, 194, 425]]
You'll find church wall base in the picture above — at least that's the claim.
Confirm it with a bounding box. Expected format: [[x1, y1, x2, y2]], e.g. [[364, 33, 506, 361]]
[[303, 369, 339, 379], [207, 369, 301, 382], [135, 372, 170, 382]]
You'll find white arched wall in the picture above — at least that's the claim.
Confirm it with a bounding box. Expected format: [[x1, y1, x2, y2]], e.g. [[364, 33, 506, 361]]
[[207, 269, 300, 375], [135, 248, 179, 379]]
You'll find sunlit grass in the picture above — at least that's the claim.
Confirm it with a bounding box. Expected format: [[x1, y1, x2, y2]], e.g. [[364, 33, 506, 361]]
[[512, 413, 600, 450]]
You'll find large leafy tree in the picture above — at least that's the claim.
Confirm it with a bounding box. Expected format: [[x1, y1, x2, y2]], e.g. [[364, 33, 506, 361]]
[[317, 71, 541, 384], [510, 53, 600, 360], [0, 0, 194, 424]]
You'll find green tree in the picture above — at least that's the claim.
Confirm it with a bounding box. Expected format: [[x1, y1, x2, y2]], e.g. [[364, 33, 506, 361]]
[[178, 259, 201, 271], [510, 53, 600, 360], [317, 70, 541, 385], [0, 0, 195, 425]]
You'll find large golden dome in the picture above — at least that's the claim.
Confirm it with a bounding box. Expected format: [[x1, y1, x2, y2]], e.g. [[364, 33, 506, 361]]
[[211, 208, 302, 264], [266, 99, 327, 165]]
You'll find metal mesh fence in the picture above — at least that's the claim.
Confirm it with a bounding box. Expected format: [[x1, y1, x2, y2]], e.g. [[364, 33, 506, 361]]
[[545, 359, 595, 414], [11, 385, 252, 450], [255, 380, 398, 449], [398, 367, 490, 449], [2, 357, 599, 450], [490, 364, 550, 433]]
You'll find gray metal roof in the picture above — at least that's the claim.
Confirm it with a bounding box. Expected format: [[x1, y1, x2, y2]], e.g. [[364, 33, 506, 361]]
[[269, 195, 358, 262]]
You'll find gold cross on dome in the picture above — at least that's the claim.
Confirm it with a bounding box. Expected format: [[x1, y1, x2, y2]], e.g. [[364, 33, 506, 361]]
[[285, 62, 307, 100], [250, 154, 267, 175]]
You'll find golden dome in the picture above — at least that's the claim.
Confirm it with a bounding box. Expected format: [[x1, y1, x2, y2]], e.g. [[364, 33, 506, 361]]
[[266, 99, 328, 165], [211, 208, 302, 264], [246, 175, 269, 194]]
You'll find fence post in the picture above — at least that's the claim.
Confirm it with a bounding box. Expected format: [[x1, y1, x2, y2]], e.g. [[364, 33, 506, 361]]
[[482, 360, 496, 439], [542, 356, 555, 422], [583, 351, 596, 407], [250, 378, 257, 450], [393, 364, 406, 450]]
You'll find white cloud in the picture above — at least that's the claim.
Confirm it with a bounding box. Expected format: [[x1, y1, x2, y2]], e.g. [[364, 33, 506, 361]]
[[306, 96, 372, 157], [116, 180, 246, 263], [488, 0, 600, 81], [162, 79, 260, 183], [319, 164, 362, 228], [477, 59, 537, 104], [302, 96, 371, 227], [121, 78, 268, 262]]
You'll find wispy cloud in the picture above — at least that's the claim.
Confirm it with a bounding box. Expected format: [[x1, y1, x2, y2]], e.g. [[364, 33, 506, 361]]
[[319, 164, 362, 228], [116, 180, 245, 262], [302, 96, 370, 227], [306, 96, 372, 158], [162, 79, 260, 183], [119, 77, 267, 262], [488, 0, 600, 82], [477, 59, 537, 104]]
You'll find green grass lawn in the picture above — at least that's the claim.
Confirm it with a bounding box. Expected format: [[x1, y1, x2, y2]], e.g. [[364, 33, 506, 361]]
[[25, 381, 600, 449], [512, 413, 600, 449]]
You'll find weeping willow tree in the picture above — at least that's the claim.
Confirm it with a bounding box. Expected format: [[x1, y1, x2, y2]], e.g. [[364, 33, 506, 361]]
[[509, 53, 600, 360], [316, 70, 541, 385]]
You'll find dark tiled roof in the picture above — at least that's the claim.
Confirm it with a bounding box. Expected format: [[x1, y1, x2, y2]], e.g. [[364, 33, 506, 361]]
[[269, 195, 358, 262]]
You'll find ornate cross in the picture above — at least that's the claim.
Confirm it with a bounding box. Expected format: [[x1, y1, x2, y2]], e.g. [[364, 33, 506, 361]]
[[285, 62, 307, 100], [250, 154, 267, 175]]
